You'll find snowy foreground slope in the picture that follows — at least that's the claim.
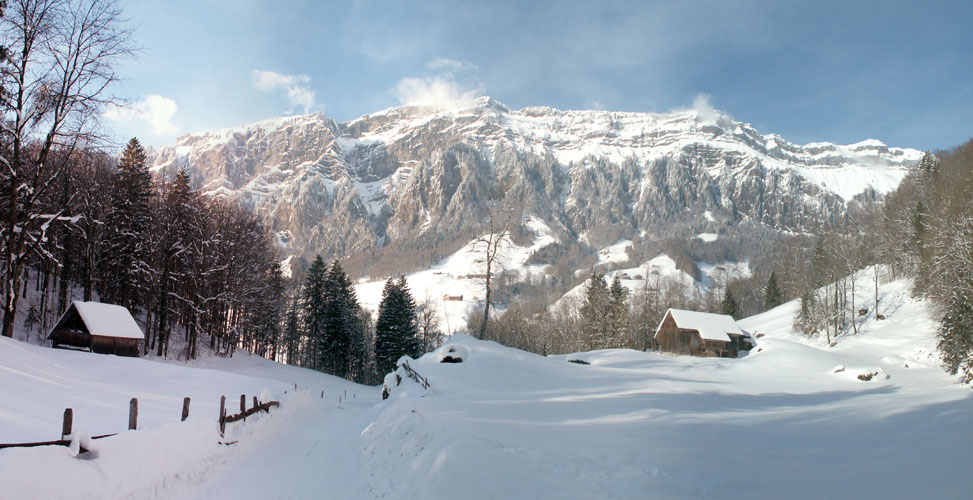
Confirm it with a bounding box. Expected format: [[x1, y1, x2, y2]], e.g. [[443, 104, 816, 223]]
[[2, 278, 972, 499]]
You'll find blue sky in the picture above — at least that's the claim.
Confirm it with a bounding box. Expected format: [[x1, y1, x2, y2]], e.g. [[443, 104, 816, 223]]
[[105, 0, 972, 151]]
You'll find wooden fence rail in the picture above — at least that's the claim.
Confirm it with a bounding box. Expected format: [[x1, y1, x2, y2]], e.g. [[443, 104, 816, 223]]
[[219, 396, 280, 436], [0, 433, 115, 453], [1, 391, 280, 452]]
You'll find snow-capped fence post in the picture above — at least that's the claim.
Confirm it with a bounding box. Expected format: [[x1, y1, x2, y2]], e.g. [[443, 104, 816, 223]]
[[128, 398, 138, 430], [182, 397, 191, 421], [219, 396, 226, 435], [240, 394, 246, 413], [61, 408, 72, 440], [253, 396, 258, 409]]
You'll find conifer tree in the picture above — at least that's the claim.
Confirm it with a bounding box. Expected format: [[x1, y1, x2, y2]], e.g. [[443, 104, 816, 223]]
[[764, 271, 783, 310], [302, 256, 327, 370], [284, 294, 302, 366], [580, 272, 610, 349], [154, 169, 199, 357], [607, 276, 628, 347], [721, 289, 739, 319], [375, 276, 420, 374], [937, 293, 973, 383], [100, 137, 153, 312], [320, 260, 363, 377]]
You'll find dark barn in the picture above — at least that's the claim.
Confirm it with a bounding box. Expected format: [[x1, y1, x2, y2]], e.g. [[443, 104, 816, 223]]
[[653, 308, 752, 358], [48, 301, 144, 357]]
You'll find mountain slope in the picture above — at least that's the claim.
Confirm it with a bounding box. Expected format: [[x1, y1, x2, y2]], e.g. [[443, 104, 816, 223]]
[[149, 98, 921, 276]]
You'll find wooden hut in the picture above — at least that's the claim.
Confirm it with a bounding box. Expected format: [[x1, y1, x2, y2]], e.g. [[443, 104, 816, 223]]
[[652, 308, 752, 357], [48, 301, 144, 357]]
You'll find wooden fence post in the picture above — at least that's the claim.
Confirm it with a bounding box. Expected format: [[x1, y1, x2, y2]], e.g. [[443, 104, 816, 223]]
[[253, 395, 257, 409], [128, 398, 138, 430], [240, 394, 245, 413], [62, 408, 73, 440], [219, 395, 226, 435], [182, 397, 190, 421]]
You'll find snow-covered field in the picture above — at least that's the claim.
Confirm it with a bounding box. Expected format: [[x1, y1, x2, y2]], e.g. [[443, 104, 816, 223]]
[[1, 278, 971, 499]]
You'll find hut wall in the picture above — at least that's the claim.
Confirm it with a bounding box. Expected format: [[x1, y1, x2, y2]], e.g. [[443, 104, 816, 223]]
[[656, 314, 699, 354], [50, 328, 91, 350], [655, 314, 681, 352], [91, 336, 140, 357]]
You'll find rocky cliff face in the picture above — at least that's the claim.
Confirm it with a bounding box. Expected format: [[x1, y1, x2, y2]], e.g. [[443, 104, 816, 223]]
[[148, 97, 921, 276]]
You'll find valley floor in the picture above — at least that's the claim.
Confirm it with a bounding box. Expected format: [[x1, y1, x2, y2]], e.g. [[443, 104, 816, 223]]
[[1, 279, 971, 499]]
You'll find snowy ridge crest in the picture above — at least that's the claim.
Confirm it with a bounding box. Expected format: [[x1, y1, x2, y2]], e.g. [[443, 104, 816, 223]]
[[147, 97, 921, 268]]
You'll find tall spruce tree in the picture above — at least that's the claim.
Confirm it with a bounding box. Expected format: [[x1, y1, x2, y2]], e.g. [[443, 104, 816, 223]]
[[320, 260, 362, 378], [302, 256, 327, 371], [937, 293, 973, 383], [721, 289, 740, 319], [284, 293, 302, 366], [155, 169, 198, 357], [607, 276, 628, 347], [579, 272, 610, 349], [764, 271, 783, 310], [100, 137, 153, 312], [375, 276, 420, 375]]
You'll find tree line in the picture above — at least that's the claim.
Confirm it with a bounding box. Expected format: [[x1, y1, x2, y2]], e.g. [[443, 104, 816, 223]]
[[5, 137, 285, 360], [284, 257, 443, 384]]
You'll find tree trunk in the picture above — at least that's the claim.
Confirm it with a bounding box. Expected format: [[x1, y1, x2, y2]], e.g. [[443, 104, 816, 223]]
[[480, 257, 492, 338]]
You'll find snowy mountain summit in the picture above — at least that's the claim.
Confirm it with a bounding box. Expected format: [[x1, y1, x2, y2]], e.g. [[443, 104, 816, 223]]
[[149, 97, 921, 273]]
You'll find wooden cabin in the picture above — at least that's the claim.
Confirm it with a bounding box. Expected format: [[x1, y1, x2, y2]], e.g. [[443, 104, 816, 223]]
[[653, 308, 752, 357], [48, 301, 144, 357]]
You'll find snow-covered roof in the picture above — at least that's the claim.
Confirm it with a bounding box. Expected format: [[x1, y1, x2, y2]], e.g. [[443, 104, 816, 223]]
[[656, 308, 745, 342], [53, 301, 144, 340]]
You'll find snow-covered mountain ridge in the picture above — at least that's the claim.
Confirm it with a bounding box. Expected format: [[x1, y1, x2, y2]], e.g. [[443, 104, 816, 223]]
[[148, 97, 921, 274]]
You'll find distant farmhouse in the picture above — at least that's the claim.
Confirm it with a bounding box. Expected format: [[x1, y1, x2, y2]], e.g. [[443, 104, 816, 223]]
[[48, 301, 144, 357], [653, 308, 752, 357]]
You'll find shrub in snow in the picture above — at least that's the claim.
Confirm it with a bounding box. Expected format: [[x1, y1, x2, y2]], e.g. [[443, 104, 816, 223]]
[[382, 357, 432, 400], [568, 358, 590, 365], [856, 370, 889, 382], [437, 344, 468, 363]]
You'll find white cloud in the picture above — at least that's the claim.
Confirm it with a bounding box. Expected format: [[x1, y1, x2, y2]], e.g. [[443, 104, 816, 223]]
[[395, 75, 483, 110], [689, 93, 733, 126], [395, 58, 483, 110], [426, 58, 478, 73], [104, 94, 179, 136], [692, 93, 718, 123], [251, 69, 318, 114]]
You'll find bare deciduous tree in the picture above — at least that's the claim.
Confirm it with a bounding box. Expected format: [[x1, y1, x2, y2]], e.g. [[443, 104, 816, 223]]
[[1, 0, 134, 337], [474, 203, 512, 338]]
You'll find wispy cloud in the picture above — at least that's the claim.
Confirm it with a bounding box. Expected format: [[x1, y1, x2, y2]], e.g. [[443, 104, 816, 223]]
[[104, 94, 179, 136], [426, 58, 478, 73], [252, 69, 318, 114], [395, 58, 483, 110], [683, 93, 733, 127]]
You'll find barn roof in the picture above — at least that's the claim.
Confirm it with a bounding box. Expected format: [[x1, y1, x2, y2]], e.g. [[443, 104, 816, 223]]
[[656, 308, 745, 342], [52, 301, 144, 340]]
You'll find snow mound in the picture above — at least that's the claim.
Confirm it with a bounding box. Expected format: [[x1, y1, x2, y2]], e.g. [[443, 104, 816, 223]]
[[437, 343, 468, 363]]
